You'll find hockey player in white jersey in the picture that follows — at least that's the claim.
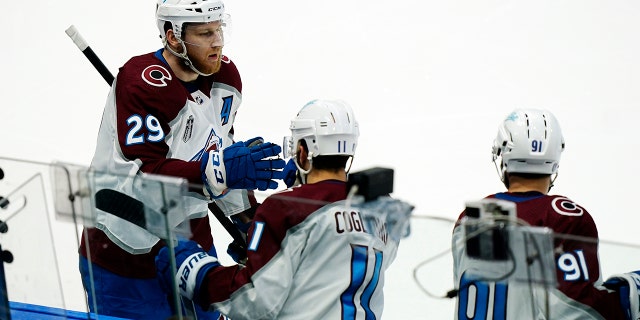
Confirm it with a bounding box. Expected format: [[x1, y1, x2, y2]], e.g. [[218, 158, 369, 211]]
[[79, 1, 285, 319], [156, 99, 409, 319], [452, 108, 639, 319]]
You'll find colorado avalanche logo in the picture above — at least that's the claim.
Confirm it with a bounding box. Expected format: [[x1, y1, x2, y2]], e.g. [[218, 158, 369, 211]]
[[551, 197, 584, 216], [141, 65, 172, 87], [190, 130, 222, 162], [205, 131, 222, 153]]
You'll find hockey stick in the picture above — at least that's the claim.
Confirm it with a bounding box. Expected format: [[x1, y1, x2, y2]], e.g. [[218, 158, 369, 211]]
[[94, 189, 198, 320], [94, 189, 247, 247], [65, 25, 115, 85], [65, 25, 248, 252], [94, 189, 147, 229]]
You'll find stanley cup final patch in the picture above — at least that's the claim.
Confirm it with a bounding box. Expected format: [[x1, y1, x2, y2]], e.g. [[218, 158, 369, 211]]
[[183, 115, 194, 143]]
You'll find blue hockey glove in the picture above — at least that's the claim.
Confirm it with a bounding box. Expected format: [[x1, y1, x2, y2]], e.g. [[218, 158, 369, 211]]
[[202, 137, 286, 198], [282, 158, 298, 188], [226, 214, 250, 264], [603, 271, 640, 320], [227, 239, 247, 264], [225, 137, 287, 190], [155, 240, 220, 301]]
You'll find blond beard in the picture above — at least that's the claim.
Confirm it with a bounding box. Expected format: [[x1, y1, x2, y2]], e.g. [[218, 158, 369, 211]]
[[191, 57, 222, 75]]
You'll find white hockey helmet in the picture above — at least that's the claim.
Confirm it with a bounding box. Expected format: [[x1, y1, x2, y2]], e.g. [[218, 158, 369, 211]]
[[288, 99, 360, 159], [492, 108, 565, 182], [156, 0, 228, 41]]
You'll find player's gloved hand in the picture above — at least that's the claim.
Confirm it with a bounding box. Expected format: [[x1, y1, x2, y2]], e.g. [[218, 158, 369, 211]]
[[155, 240, 220, 301], [224, 138, 287, 190], [202, 137, 286, 198], [227, 239, 247, 264], [226, 214, 250, 264], [282, 158, 298, 188], [603, 271, 640, 320], [231, 214, 252, 234]]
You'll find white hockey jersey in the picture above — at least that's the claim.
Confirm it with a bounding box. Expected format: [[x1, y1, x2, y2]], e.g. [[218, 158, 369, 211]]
[[197, 180, 411, 319], [89, 49, 249, 254]]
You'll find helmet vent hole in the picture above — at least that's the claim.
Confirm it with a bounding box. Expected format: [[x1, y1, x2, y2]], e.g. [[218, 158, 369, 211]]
[[319, 121, 328, 127]]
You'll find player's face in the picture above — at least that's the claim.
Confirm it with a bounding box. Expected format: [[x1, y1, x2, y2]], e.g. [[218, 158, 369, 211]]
[[183, 21, 224, 74]]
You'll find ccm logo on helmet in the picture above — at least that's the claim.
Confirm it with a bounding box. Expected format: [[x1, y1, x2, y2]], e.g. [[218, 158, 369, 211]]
[[209, 6, 222, 11], [141, 65, 172, 87]]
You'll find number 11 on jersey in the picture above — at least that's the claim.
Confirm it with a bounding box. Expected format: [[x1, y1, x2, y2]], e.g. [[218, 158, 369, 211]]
[[340, 245, 383, 319]]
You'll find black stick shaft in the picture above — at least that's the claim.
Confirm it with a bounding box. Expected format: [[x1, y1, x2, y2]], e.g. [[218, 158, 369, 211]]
[[82, 47, 114, 85], [65, 25, 115, 86]]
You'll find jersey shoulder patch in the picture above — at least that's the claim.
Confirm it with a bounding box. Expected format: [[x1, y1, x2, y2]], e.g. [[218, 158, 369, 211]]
[[550, 196, 584, 216], [115, 52, 188, 122], [120, 52, 176, 89], [141, 64, 172, 87]]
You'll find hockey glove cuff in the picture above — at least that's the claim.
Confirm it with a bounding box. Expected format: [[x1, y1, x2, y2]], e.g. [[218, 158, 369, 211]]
[[156, 240, 220, 301], [202, 148, 228, 199]]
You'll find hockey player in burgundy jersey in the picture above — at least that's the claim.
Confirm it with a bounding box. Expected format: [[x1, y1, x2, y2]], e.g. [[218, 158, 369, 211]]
[[452, 109, 634, 319], [78, 1, 285, 319], [156, 99, 409, 319]]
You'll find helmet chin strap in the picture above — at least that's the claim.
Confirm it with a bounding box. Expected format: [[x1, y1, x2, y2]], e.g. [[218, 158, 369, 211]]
[[294, 152, 313, 184], [163, 38, 214, 77], [494, 158, 509, 188], [548, 172, 558, 191], [345, 156, 354, 174], [294, 154, 355, 185]]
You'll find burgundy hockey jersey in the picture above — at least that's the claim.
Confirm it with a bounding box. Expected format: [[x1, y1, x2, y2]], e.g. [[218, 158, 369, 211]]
[[452, 191, 624, 319], [80, 49, 251, 277]]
